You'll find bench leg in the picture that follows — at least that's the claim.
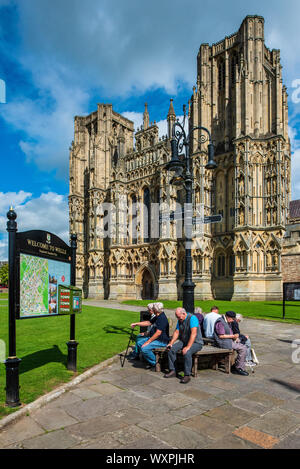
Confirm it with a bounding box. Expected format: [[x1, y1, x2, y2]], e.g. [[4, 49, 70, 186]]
[[212, 356, 218, 370], [155, 354, 161, 373], [224, 354, 231, 374], [193, 356, 198, 378]]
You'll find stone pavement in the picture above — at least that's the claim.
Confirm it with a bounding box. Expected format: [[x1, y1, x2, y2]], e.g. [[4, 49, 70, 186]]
[[0, 306, 300, 449]]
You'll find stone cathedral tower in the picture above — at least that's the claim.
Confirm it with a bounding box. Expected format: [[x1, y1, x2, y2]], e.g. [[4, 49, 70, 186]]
[[69, 15, 291, 301]]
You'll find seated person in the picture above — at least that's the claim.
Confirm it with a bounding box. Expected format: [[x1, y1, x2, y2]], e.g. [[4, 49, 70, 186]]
[[128, 303, 155, 359], [129, 302, 169, 369], [194, 307, 205, 337], [164, 307, 203, 384], [203, 306, 220, 338], [214, 311, 249, 376], [232, 314, 255, 366]]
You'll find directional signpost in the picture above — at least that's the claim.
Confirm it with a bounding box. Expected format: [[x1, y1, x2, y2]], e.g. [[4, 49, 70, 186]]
[[159, 211, 223, 225]]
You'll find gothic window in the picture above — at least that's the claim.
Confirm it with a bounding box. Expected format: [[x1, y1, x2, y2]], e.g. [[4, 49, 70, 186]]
[[143, 187, 151, 243], [217, 254, 225, 277], [218, 59, 225, 91], [229, 255, 235, 276], [130, 195, 137, 244], [231, 52, 239, 84]]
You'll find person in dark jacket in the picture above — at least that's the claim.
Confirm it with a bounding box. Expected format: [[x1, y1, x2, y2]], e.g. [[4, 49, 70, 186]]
[[232, 314, 255, 365], [214, 311, 249, 376]]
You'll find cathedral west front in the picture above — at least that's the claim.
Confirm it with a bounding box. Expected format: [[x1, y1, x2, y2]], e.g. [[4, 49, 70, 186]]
[[69, 15, 291, 302]]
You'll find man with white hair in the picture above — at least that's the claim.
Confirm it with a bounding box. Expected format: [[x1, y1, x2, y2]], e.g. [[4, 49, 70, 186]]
[[128, 303, 155, 360], [129, 302, 169, 369], [164, 307, 203, 384]]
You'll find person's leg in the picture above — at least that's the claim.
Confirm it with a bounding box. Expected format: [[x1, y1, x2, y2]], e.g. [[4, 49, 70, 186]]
[[244, 338, 252, 362], [232, 342, 247, 370], [183, 342, 202, 376], [168, 340, 184, 372], [130, 336, 148, 358], [141, 340, 167, 366]]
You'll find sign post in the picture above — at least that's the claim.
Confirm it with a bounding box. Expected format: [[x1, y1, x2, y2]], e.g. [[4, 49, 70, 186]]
[[67, 233, 78, 372], [5, 208, 21, 407], [4, 209, 81, 407], [283, 282, 300, 319]]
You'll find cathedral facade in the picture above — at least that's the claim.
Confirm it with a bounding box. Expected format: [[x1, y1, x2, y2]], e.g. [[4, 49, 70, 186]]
[[69, 15, 291, 301]]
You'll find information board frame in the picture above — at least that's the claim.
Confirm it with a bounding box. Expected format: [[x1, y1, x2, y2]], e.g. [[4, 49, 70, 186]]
[[282, 282, 300, 319], [15, 230, 72, 320]]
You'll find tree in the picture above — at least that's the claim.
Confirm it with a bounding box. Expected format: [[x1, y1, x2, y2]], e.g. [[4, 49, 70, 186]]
[[0, 263, 8, 286]]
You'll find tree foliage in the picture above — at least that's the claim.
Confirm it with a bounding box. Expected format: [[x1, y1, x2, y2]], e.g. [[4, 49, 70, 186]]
[[0, 263, 8, 286]]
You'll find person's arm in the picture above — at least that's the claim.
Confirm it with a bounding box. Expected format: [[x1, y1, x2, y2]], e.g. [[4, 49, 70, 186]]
[[167, 328, 179, 348], [141, 329, 162, 347], [182, 327, 197, 355], [130, 320, 151, 329], [216, 321, 238, 340], [219, 333, 239, 339]]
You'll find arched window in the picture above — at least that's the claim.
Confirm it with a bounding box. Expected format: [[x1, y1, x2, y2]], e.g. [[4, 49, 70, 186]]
[[143, 187, 151, 243], [131, 195, 137, 244], [217, 254, 225, 277], [231, 52, 239, 84], [218, 59, 225, 90]]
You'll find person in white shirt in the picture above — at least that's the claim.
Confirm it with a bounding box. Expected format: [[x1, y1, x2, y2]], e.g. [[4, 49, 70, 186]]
[[203, 306, 220, 338]]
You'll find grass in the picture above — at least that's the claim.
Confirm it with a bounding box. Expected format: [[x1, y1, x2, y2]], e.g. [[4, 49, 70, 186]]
[[0, 305, 139, 419], [122, 299, 300, 324], [0, 292, 8, 299]]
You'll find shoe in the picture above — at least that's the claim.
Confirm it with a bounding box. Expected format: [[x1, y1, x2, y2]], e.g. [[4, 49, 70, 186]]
[[231, 367, 249, 376], [145, 364, 154, 370], [164, 370, 176, 378], [127, 354, 139, 361], [180, 375, 191, 384]]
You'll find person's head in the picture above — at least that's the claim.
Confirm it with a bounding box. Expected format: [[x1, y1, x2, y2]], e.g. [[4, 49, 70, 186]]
[[211, 306, 219, 314], [236, 314, 243, 323], [195, 307, 203, 315], [175, 307, 187, 322], [225, 311, 236, 323], [153, 302, 164, 315], [147, 303, 154, 313]]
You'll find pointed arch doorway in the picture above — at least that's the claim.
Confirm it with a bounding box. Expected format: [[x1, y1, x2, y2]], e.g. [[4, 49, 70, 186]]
[[142, 269, 154, 300]]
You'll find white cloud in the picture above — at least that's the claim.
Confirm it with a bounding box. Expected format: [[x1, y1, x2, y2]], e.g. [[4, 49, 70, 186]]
[[0, 191, 69, 260], [1, 1, 300, 190]]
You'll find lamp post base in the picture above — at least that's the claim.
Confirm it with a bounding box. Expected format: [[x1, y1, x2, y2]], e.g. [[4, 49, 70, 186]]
[[182, 281, 195, 314], [67, 341, 78, 372], [5, 357, 21, 407]]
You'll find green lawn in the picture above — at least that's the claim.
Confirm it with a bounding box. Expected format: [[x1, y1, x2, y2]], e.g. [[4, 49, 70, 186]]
[[0, 292, 8, 299], [0, 305, 139, 419], [122, 299, 300, 324]]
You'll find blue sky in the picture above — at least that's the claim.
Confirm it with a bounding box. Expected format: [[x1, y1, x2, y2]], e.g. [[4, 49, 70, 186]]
[[1, 0, 300, 259]]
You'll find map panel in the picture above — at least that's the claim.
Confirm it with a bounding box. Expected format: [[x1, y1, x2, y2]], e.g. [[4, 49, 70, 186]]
[[19, 253, 71, 318]]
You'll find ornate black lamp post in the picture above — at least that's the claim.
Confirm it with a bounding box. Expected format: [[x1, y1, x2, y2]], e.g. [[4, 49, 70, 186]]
[[166, 105, 217, 313]]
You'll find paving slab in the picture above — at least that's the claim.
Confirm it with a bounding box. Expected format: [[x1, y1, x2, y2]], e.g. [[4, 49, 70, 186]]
[[181, 414, 235, 440], [155, 424, 212, 449], [233, 427, 279, 449], [204, 404, 256, 427], [22, 429, 79, 449], [30, 407, 78, 431], [247, 408, 300, 437]]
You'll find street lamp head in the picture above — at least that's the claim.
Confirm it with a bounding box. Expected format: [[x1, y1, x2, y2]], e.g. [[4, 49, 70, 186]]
[[166, 136, 185, 176], [205, 143, 218, 170]]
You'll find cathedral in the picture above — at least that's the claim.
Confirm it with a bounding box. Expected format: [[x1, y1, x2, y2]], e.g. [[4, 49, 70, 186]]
[[69, 15, 291, 302]]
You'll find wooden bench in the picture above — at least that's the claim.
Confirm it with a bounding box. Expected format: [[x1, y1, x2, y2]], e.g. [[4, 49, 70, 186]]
[[153, 345, 234, 377]]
